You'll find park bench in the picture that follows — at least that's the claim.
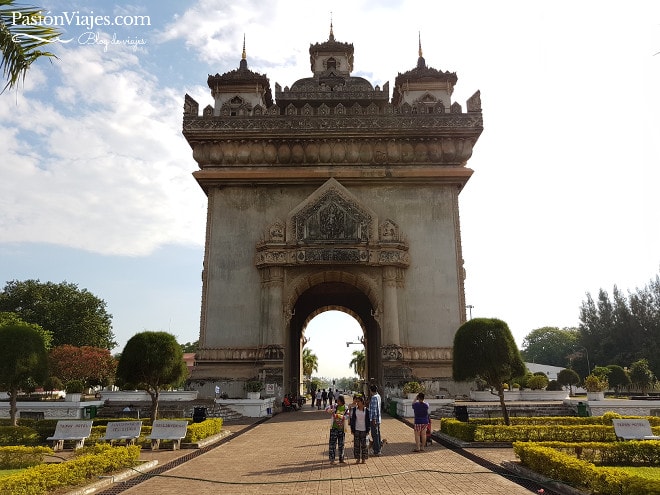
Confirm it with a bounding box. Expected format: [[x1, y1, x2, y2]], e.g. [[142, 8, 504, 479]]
[[46, 420, 93, 451], [148, 419, 188, 450], [103, 420, 143, 446], [612, 419, 660, 440]]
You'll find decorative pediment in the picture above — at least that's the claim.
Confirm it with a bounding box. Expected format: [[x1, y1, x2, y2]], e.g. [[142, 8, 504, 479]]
[[255, 179, 409, 268], [288, 178, 376, 245]]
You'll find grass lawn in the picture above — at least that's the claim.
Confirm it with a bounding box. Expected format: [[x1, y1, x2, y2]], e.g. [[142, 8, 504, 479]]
[[608, 466, 660, 481]]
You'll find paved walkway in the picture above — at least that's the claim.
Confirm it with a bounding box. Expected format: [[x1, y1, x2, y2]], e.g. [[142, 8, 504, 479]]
[[91, 406, 546, 495]]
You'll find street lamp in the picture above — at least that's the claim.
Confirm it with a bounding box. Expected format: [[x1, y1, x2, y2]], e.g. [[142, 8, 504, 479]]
[[466, 305, 474, 319], [346, 336, 365, 348]]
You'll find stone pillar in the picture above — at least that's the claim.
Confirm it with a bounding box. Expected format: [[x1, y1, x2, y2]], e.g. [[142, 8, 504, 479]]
[[259, 266, 284, 345], [382, 266, 400, 346]]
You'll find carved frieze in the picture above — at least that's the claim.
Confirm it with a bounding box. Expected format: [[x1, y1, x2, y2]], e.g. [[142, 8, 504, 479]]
[[196, 346, 284, 361], [380, 345, 453, 362]]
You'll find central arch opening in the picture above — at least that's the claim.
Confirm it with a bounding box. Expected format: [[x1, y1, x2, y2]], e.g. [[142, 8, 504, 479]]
[[303, 310, 363, 386], [286, 280, 382, 395]]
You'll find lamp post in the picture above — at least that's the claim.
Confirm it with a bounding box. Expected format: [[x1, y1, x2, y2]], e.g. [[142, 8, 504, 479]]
[[466, 305, 474, 320]]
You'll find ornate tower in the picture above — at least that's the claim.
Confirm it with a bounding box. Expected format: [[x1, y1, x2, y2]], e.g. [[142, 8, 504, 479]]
[[183, 30, 483, 399]]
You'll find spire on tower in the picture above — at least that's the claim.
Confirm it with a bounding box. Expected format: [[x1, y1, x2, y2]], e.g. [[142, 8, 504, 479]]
[[418, 31, 423, 58], [242, 34, 246, 60], [329, 12, 334, 41]]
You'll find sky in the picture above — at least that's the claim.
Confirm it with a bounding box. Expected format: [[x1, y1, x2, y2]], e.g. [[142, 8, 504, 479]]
[[1, 1, 659, 380]]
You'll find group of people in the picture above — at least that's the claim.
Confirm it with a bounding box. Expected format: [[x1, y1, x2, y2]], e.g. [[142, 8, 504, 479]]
[[324, 385, 383, 465], [324, 386, 432, 463], [314, 388, 339, 409]]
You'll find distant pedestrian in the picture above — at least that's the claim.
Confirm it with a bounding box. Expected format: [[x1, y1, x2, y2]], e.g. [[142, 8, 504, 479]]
[[322, 389, 328, 408], [316, 389, 322, 410], [412, 393, 430, 452], [349, 395, 370, 464], [328, 388, 334, 406], [326, 395, 347, 464]]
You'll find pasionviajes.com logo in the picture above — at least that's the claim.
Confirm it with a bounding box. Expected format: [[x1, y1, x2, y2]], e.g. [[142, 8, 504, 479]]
[[11, 10, 150, 50], [12, 10, 151, 30]]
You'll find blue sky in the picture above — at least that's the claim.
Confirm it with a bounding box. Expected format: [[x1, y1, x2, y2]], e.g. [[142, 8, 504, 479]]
[[1, 0, 659, 379]]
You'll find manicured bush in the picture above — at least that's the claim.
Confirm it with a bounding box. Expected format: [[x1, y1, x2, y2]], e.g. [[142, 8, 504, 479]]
[[0, 426, 40, 446], [439, 417, 660, 443], [513, 441, 660, 495], [0, 446, 53, 469], [0, 444, 140, 495], [186, 418, 223, 442]]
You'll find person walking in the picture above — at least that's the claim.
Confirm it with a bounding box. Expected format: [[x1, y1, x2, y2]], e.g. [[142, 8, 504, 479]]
[[368, 385, 382, 456], [326, 395, 347, 465], [328, 388, 334, 406], [349, 395, 370, 464], [316, 389, 322, 410], [321, 389, 328, 408], [412, 392, 430, 452]]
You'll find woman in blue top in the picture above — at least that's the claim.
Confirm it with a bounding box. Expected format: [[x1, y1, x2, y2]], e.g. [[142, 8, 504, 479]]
[[411, 392, 429, 452]]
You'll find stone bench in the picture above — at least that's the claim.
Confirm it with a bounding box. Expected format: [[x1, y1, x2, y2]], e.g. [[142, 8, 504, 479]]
[[148, 420, 188, 450], [613, 419, 660, 440], [46, 420, 93, 451], [103, 420, 143, 446]]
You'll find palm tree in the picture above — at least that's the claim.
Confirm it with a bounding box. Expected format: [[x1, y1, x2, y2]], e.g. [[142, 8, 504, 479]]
[[349, 349, 366, 379], [1, 0, 62, 92], [302, 348, 318, 378]]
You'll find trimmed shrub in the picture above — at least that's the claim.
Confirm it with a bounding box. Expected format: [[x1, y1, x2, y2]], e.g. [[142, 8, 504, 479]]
[[0, 444, 140, 495], [0, 426, 40, 446], [514, 441, 660, 495], [0, 446, 53, 469]]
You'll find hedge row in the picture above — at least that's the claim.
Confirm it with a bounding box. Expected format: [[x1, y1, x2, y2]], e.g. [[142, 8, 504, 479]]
[[439, 417, 660, 443], [463, 414, 660, 427], [0, 446, 53, 469], [1, 417, 224, 448], [513, 441, 660, 495], [0, 444, 141, 495]]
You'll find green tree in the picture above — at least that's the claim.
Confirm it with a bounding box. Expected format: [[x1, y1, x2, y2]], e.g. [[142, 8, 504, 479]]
[[453, 318, 525, 425], [0, 311, 52, 349], [179, 340, 198, 353], [579, 272, 660, 378], [115, 331, 188, 422], [521, 326, 580, 367], [0, 322, 49, 425], [606, 365, 631, 396], [0, 0, 61, 92], [349, 349, 365, 379], [629, 358, 655, 395], [0, 280, 115, 349], [302, 348, 318, 378], [557, 368, 580, 396]]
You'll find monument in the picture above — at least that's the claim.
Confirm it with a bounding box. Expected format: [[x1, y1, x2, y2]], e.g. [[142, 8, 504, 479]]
[[182, 27, 483, 398]]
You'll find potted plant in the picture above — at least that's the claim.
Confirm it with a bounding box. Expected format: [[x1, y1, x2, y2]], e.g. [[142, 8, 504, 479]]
[[244, 380, 263, 399], [583, 374, 608, 401], [65, 380, 84, 402], [402, 381, 423, 399]]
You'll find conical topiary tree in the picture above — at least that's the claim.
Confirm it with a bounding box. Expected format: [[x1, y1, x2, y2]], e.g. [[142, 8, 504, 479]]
[[452, 318, 526, 425]]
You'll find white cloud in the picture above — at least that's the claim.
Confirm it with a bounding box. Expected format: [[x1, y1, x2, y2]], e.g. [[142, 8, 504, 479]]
[[0, 44, 205, 255]]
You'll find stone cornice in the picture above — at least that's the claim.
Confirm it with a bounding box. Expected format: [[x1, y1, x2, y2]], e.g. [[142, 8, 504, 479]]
[[183, 113, 482, 141]]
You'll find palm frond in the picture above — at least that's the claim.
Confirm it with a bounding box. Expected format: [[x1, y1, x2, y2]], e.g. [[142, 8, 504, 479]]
[[0, 0, 61, 92]]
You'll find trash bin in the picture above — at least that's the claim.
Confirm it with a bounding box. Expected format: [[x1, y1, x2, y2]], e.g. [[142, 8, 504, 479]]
[[83, 406, 97, 419], [454, 405, 469, 422], [192, 406, 207, 423], [388, 400, 398, 418], [577, 402, 589, 417]]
